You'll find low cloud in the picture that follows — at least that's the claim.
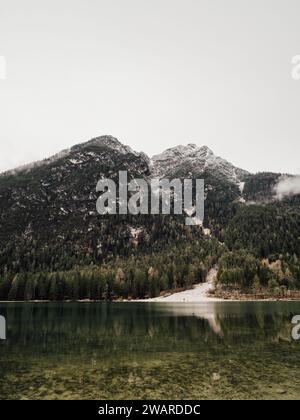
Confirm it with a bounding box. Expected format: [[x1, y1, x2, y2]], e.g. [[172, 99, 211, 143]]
[[274, 176, 300, 200]]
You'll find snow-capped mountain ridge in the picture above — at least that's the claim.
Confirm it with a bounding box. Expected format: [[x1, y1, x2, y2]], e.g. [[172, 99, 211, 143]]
[[151, 143, 249, 182], [1, 135, 248, 183]]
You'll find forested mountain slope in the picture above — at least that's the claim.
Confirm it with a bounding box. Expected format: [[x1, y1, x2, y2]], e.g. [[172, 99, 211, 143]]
[[0, 135, 299, 300]]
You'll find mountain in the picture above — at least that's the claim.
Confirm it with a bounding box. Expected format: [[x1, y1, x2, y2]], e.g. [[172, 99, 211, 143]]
[[0, 135, 150, 238], [0, 137, 248, 247], [3, 135, 150, 178], [3, 140, 249, 184], [151, 143, 249, 182], [1, 135, 300, 301], [0, 136, 154, 274]]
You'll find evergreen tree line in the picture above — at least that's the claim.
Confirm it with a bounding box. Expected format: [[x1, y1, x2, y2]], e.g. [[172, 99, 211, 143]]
[[225, 204, 300, 259], [0, 241, 221, 301], [217, 250, 300, 293]]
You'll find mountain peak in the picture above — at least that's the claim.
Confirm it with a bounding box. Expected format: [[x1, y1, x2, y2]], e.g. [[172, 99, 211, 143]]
[[88, 135, 120, 145], [151, 143, 249, 181], [74, 135, 138, 156], [0, 135, 142, 176], [199, 145, 214, 154]]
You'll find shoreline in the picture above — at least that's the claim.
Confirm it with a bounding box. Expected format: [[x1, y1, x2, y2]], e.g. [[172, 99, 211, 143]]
[[1, 291, 300, 304], [1, 269, 300, 304], [2, 269, 300, 304], [1, 298, 300, 303]]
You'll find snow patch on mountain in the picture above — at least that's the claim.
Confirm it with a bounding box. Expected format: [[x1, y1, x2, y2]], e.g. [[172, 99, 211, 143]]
[[239, 182, 245, 193]]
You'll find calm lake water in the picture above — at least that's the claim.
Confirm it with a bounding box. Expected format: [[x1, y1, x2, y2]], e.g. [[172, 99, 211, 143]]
[[0, 301, 300, 400]]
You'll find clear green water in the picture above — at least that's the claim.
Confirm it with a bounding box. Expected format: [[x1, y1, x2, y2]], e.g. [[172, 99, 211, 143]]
[[0, 302, 300, 400]]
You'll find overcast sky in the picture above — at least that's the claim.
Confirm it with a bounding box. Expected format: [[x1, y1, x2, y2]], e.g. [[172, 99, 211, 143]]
[[0, 0, 300, 174]]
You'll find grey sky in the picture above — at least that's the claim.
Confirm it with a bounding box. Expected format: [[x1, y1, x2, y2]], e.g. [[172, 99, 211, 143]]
[[0, 0, 300, 174]]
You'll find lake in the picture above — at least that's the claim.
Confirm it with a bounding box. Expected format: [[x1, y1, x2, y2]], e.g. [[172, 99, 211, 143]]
[[0, 301, 300, 400]]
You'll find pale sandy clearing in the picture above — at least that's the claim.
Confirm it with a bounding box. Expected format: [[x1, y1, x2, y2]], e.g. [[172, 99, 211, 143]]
[[141, 268, 224, 303]]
